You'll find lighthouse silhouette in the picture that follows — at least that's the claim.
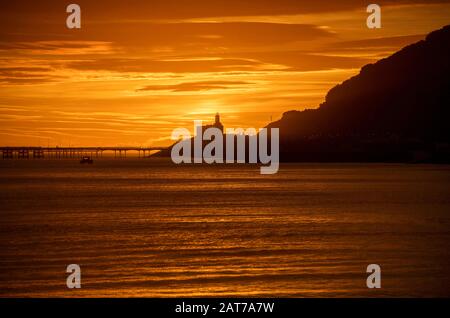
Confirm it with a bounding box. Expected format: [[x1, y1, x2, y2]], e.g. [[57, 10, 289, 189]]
[[203, 112, 224, 133]]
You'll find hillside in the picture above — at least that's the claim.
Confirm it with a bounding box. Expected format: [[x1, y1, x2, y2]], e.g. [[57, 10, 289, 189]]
[[268, 25, 450, 162]]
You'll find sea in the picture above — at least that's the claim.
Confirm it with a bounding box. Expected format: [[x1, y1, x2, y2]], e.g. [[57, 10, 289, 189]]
[[0, 159, 449, 297]]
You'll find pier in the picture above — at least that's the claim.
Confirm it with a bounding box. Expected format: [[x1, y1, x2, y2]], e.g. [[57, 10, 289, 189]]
[[0, 146, 168, 159]]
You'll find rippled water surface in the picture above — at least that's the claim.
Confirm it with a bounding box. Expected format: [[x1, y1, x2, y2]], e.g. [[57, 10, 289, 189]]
[[1, 159, 449, 297]]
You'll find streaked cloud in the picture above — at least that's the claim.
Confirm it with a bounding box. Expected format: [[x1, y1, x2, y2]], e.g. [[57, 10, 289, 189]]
[[137, 80, 253, 92]]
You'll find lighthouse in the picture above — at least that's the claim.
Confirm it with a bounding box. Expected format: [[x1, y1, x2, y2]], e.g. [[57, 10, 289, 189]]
[[199, 113, 224, 133], [204, 112, 223, 132], [215, 113, 220, 125]]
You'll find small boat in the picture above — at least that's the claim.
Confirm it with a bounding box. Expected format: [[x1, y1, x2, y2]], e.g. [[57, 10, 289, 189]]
[[80, 156, 93, 164]]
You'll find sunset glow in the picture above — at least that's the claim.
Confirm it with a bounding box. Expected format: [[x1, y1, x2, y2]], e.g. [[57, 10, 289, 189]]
[[1, 0, 449, 146]]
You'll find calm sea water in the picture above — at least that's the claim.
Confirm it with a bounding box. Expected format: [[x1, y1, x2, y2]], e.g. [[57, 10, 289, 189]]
[[0, 159, 449, 297]]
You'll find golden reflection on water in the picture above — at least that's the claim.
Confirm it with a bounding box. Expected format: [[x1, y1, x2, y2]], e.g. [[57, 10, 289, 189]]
[[0, 160, 450, 297]]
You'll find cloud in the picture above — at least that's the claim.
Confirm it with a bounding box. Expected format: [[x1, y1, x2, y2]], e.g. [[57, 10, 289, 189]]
[[0, 66, 62, 85], [63, 51, 373, 74], [0, 67, 51, 73], [329, 34, 427, 50], [65, 57, 267, 73], [0, 41, 115, 57], [220, 51, 376, 71], [136, 80, 252, 92], [0, 22, 333, 49], [0, 78, 58, 85]]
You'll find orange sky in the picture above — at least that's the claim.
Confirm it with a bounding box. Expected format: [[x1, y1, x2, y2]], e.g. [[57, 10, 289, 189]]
[[1, 0, 449, 146]]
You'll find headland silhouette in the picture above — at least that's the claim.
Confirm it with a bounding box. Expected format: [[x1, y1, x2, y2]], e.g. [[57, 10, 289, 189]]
[[157, 25, 450, 163]]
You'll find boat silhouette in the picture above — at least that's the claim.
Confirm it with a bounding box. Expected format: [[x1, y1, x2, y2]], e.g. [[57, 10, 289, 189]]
[[80, 156, 93, 164]]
